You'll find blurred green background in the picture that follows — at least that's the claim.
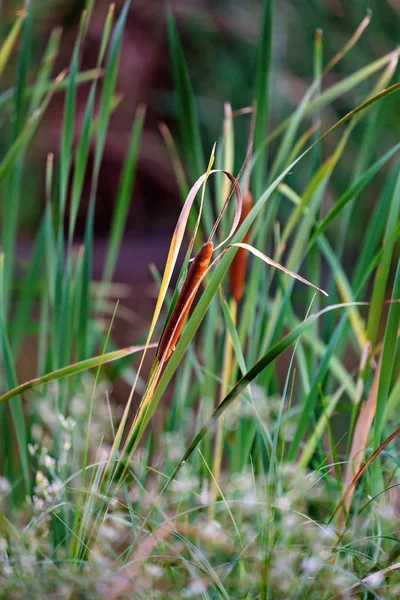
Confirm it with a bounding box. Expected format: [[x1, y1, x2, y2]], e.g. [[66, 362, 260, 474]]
[[1, 0, 399, 254]]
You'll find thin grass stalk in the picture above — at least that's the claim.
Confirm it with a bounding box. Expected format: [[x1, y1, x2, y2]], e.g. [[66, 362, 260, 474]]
[[209, 299, 236, 518]]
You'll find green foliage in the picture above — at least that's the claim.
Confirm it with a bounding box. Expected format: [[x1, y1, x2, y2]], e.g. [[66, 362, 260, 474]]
[[0, 3, 399, 598]]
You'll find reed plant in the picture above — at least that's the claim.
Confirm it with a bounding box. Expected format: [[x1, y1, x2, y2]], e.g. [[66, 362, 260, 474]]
[[0, 1, 399, 598]]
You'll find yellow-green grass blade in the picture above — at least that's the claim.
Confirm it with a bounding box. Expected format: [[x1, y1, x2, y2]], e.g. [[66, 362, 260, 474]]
[[268, 48, 400, 144], [0, 344, 155, 406], [0, 9, 25, 79]]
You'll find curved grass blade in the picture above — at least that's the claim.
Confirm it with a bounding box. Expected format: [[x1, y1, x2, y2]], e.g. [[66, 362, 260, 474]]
[[0, 344, 156, 405], [230, 242, 328, 296]]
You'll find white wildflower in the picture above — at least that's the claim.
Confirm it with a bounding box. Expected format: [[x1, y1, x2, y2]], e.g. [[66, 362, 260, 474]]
[[145, 563, 164, 578], [183, 578, 206, 597], [302, 556, 322, 575], [203, 520, 224, 542], [276, 495, 291, 511], [41, 454, 56, 470], [58, 414, 76, 431], [0, 477, 10, 497], [368, 572, 384, 588]]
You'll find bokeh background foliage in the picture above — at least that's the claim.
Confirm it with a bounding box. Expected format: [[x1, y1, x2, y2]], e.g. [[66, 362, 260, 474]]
[[0, 0, 399, 598]]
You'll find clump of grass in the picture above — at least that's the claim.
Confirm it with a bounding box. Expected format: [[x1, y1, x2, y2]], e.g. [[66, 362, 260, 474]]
[[0, 1, 399, 598]]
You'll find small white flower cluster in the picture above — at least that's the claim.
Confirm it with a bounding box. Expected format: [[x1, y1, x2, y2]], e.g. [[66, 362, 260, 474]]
[[0, 477, 11, 502], [31, 470, 63, 513], [0, 536, 12, 577]]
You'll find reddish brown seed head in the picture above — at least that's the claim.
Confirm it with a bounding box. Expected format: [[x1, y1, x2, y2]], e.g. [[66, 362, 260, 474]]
[[158, 241, 214, 361], [228, 191, 253, 302]]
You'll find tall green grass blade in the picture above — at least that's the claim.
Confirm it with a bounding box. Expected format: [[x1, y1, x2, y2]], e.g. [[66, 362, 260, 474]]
[[0, 255, 29, 493], [59, 14, 85, 219], [102, 104, 145, 285], [68, 86, 95, 243], [365, 168, 400, 348], [252, 0, 274, 198], [373, 260, 400, 446], [28, 27, 61, 114], [1, 4, 32, 317], [79, 0, 130, 359], [11, 221, 46, 355], [166, 7, 204, 180], [0, 72, 65, 183], [287, 315, 349, 461], [167, 7, 213, 233]]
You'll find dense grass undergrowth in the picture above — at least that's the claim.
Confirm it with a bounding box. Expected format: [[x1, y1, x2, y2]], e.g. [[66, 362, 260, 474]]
[[0, 1, 399, 598]]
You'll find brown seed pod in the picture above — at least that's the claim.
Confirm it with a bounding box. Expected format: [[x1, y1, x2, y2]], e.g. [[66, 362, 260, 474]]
[[228, 191, 253, 302], [158, 241, 214, 361]]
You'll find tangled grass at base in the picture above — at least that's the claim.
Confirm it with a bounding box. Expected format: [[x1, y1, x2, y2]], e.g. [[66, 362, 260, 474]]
[[0, 1, 400, 598]]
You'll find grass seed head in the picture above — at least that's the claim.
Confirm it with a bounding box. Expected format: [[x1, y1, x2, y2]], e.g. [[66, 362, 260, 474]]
[[228, 191, 253, 302], [158, 241, 214, 361]]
